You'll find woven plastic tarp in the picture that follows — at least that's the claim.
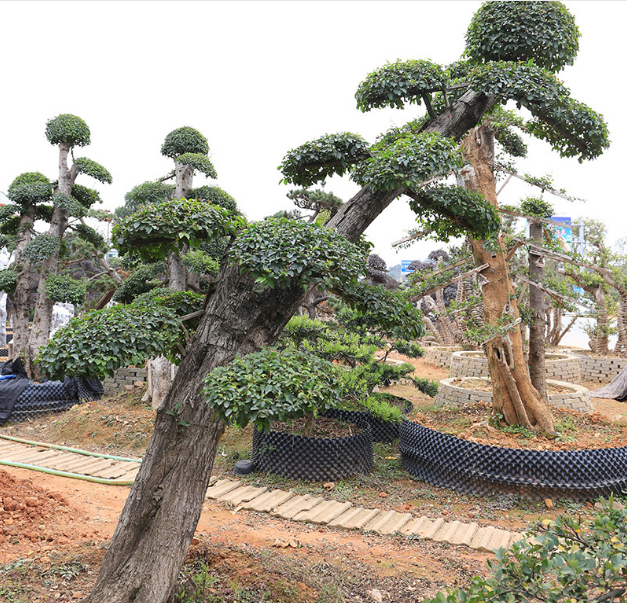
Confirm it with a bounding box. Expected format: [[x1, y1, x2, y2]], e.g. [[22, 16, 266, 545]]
[[399, 419, 627, 500]]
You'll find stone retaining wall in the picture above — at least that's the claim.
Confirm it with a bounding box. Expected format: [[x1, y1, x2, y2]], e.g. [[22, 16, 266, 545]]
[[435, 377, 593, 413], [450, 351, 582, 384], [564, 352, 627, 383], [103, 366, 148, 395], [423, 346, 462, 368]]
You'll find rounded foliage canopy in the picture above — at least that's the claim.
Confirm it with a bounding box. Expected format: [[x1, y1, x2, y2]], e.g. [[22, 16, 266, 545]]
[[45, 274, 86, 306], [8, 172, 53, 206], [280, 132, 370, 187], [73, 157, 113, 184], [189, 185, 239, 215], [112, 198, 244, 261], [230, 217, 367, 291], [45, 114, 91, 147], [176, 153, 217, 179], [161, 126, 209, 159], [465, 1, 580, 73], [407, 184, 501, 241], [203, 348, 342, 433], [355, 59, 449, 112]]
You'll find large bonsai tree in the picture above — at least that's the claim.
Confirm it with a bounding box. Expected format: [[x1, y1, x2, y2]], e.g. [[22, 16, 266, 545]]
[[40, 3, 611, 601], [1, 114, 112, 376]]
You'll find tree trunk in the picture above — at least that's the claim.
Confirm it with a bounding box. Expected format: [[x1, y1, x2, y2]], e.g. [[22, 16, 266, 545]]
[[24, 142, 73, 377], [460, 127, 555, 433], [615, 294, 627, 356], [85, 90, 495, 603], [528, 221, 547, 400], [11, 210, 36, 362]]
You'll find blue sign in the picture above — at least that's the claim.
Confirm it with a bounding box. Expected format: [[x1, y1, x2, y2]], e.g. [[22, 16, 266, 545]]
[[401, 260, 415, 276], [549, 216, 572, 252]]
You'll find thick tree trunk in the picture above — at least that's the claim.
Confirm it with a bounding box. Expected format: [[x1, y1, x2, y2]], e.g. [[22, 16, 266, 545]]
[[615, 294, 627, 356], [86, 89, 495, 603], [461, 127, 555, 433], [11, 210, 36, 361], [528, 221, 547, 400], [24, 142, 73, 377]]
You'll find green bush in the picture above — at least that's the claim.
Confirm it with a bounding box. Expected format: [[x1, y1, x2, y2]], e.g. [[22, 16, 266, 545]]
[[203, 348, 342, 433], [425, 498, 627, 603]]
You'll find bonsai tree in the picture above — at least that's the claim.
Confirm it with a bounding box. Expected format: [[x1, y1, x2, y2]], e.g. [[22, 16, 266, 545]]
[[45, 4, 608, 602], [1, 114, 112, 376]]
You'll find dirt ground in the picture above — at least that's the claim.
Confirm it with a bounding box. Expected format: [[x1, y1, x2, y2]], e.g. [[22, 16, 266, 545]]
[[1, 354, 625, 602]]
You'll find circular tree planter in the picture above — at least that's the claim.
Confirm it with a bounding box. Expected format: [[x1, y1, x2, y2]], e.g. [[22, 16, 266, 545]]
[[252, 417, 374, 482], [435, 377, 592, 413], [323, 396, 414, 443], [399, 419, 627, 500], [450, 351, 582, 383]]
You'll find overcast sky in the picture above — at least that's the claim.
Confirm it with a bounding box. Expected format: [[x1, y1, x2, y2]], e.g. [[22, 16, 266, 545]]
[[1, 1, 624, 271]]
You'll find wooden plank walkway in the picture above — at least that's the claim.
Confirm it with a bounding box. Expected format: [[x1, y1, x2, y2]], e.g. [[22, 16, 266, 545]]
[[0, 435, 141, 485]]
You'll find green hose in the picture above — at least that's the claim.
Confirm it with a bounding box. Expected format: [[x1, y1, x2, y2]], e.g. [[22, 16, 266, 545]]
[[0, 434, 142, 463], [0, 434, 141, 486], [0, 458, 135, 486]]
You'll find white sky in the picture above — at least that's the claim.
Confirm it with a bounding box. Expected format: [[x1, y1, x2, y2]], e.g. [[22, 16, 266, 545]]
[[1, 1, 625, 270]]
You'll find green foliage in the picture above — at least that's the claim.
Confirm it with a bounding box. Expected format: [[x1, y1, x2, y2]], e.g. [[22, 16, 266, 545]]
[[73, 157, 113, 184], [181, 249, 219, 276], [0, 205, 20, 222], [520, 196, 554, 219], [23, 234, 59, 263], [112, 264, 162, 304], [112, 198, 243, 261], [45, 114, 90, 147], [465, 1, 580, 73], [52, 193, 85, 217], [37, 289, 203, 380], [355, 59, 449, 112], [119, 181, 175, 219], [203, 348, 342, 433], [161, 126, 209, 159], [0, 269, 18, 294], [468, 61, 609, 161], [352, 132, 462, 192], [279, 132, 370, 187], [45, 274, 87, 306], [494, 127, 527, 158], [425, 499, 627, 603], [230, 217, 367, 291], [287, 188, 343, 219], [188, 185, 239, 214], [8, 172, 52, 206], [176, 153, 217, 179], [407, 184, 500, 241], [335, 281, 425, 340], [280, 314, 333, 348], [71, 184, 102, 208], [360, 394, 403, 423], [411, 377, 439, 398], [72, 224, 107, 251], [0, 216, 21, 236]]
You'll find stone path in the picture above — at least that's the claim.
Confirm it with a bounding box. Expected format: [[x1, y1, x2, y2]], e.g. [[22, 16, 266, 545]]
[[0, 435, 522, 553], [206, 478, 522, 553]]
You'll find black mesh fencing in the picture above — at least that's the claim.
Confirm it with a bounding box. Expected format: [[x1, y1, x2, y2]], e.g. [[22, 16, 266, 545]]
[[9, 380, 101, 423], [323, 401, 413, 443], [252, 417, 374, 482], [399, 419, 627, 501]]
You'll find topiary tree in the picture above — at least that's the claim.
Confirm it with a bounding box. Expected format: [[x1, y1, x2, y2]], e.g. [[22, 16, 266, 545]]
[[1, 114, 112, 377], [77, 4, 609, 601]]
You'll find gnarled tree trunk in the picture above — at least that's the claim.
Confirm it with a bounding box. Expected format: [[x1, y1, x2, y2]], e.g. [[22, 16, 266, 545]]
[[85, 89, 495, 603], [528, 221, 547, 400], [461, 127, 555, 433]]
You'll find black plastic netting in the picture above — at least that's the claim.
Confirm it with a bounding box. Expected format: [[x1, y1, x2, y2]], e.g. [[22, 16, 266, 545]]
[[9, 380, 101, 423], [252, 418, 374, 482], [399, 420, 627, 500], [323, 398, 414, 443]]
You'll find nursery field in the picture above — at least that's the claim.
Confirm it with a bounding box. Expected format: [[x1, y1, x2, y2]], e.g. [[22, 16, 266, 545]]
[[1, 355, 625, 602]]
